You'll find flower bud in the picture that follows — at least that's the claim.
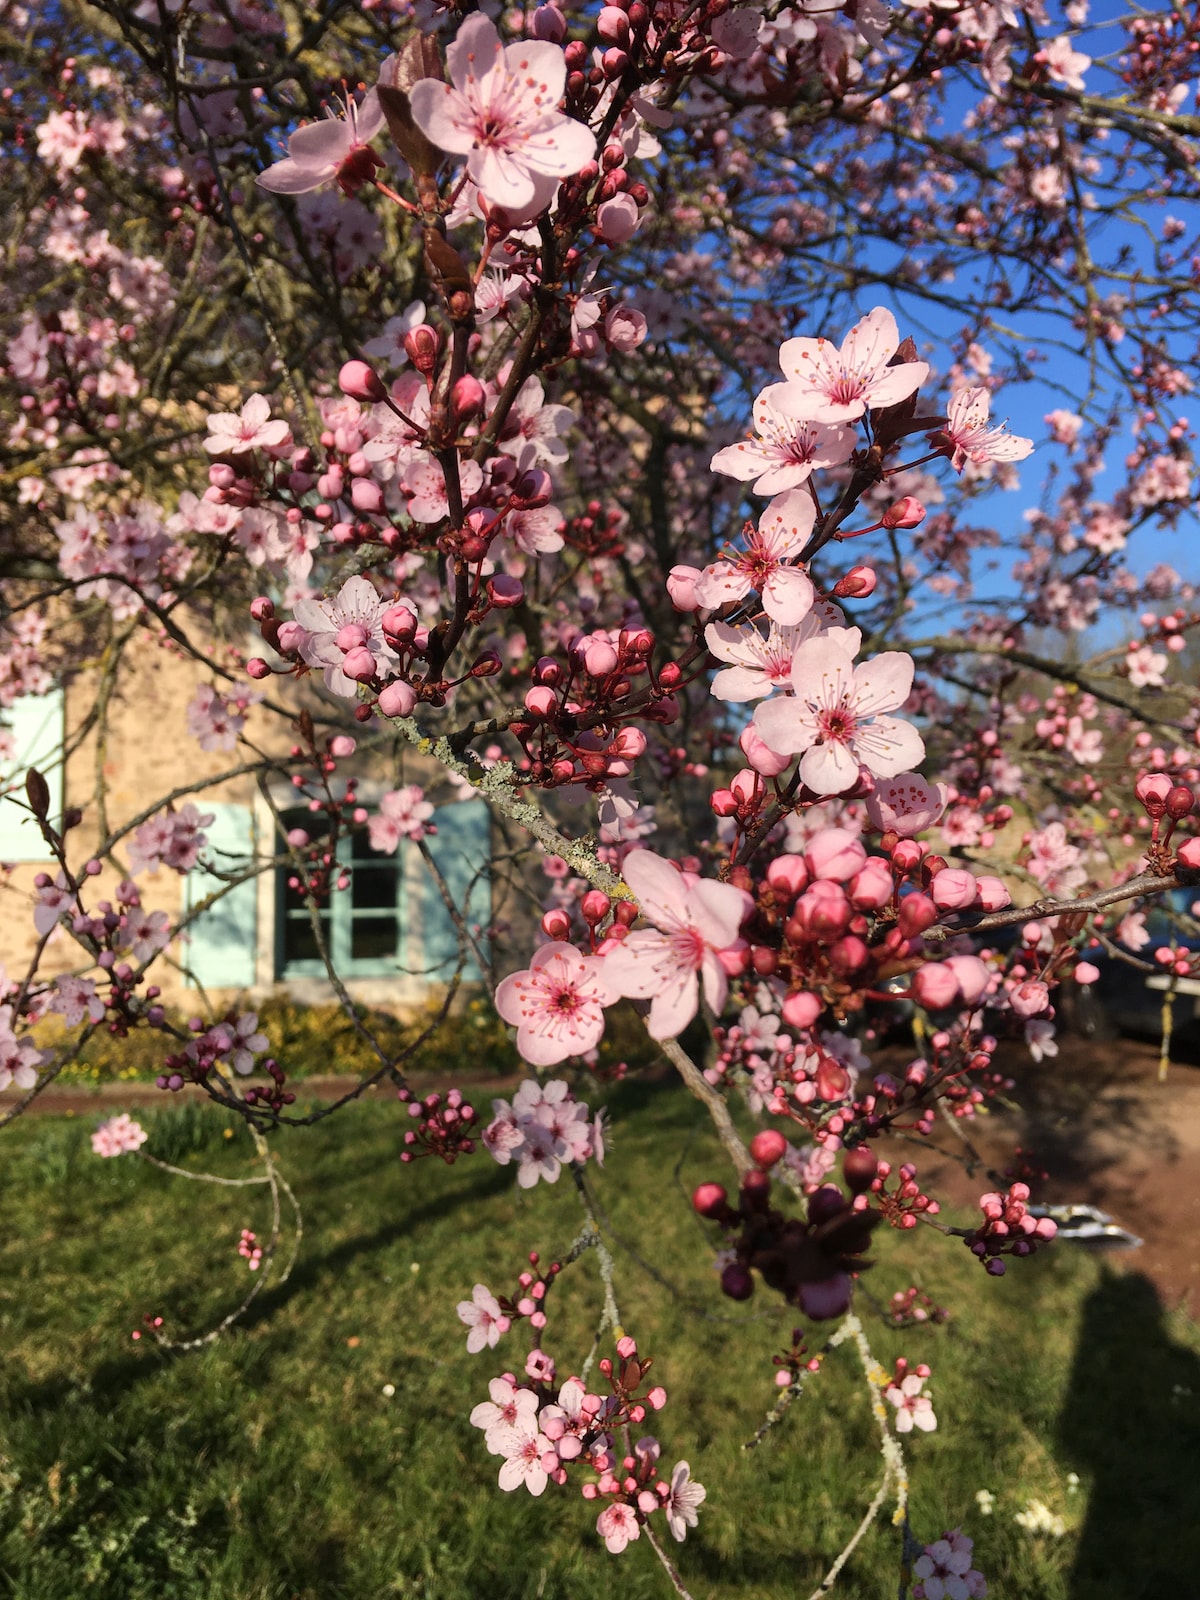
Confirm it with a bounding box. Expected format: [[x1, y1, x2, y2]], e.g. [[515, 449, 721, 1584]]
[[487, 574, 525, 608], [720, 1263, 754, 1300], [975, 875, 1012, 911], [843, 1147, 878, 1194], [782, 990, 822, 1029], [581, 890, 611, 925], [912, 962, 960, 1010], [882, 496, 926, 529], [596, 194, 640, 242], [524, 686, 557, 718], [666, 564, 703, 611], [246, 657, 271, 679], [805, 828, 867, 883], [542, 908, 572, 940], [750, 1129, 788, 1168], [1168, 785, 1195, 820], [338, 360, 386, 403], [377, 679, 416, 717], [350, 477, 384, 513], [930, 868, 979, 910], [1177, 837, 1200, 869], [451, 374, 486, 422], [832, 565, 877, 599], [531, 3, 567, 40], [897, 892, 938, 937], [1136, 771, 1173, 817], [250, 596, 274, 622], [341, 646, 377, 682]]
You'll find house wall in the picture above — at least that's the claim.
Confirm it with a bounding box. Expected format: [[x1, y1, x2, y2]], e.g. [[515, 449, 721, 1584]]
[[0, 636, 490, 1016]]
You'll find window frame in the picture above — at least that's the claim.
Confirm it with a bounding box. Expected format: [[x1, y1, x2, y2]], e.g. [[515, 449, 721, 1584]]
[[274, 809, 411, 981]]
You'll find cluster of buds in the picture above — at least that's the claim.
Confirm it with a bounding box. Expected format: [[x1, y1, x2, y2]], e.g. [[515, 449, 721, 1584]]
[[158, 1011, 267, 1092], [398, 1085, 478, 1163], [1136, 771, 1197, 871], [869, 1160, 941, 1230], [130, 1312, 165, 1342], [963, 1182, 1057, 1275], [770, 1326, 822, 1387], [887, 1286, 949, 1328], [693, 1151, 877, 1319], [238, 1229, 264, 1270], [243, 1058, 295, 1111], [458, 1251, 564, 1351]]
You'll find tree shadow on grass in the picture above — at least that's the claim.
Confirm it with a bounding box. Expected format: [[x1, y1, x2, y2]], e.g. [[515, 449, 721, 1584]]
[[5, 1158, 514, 1419], [1057, 1267, 1200, 1600]]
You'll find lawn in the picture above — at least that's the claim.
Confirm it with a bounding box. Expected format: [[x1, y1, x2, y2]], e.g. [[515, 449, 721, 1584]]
[[1, 1078, 1197, 1600]]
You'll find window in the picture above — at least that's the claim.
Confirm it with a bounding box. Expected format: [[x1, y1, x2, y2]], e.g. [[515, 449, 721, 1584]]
[[274, 799, 491, 984], [0, 688, 64, 860]]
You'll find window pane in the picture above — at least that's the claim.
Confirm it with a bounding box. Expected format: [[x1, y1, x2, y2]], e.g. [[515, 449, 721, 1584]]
[[284, 913, 331, 966], [352, 859, 397, 911], [351, 917, 399, 962]]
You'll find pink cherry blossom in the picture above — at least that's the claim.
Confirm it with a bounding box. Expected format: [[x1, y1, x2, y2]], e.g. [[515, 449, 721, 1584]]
[[256, 86, 384, 195], [48, 975, 105, 1026], [913, 1529, 987, 1600], [409, 14, 595, 213], [886, 1373, 938, 1432], [368, 786, 434, 851], [705, 603, 844, 702], [33, 871, 74, 936], [664, 1461, 706, 1541], [694, 491, 816, 624], [866, 773, 948, 836], [935, 387, 1035, 474], [753, 636, 925, 795], [600, 851, 753, 1040], [120, 907, 171, 964], [778, 307, 930, 423], [711, 385, 855, 494], [291, 576, 402, 697], [494, 944, 615, 1066], [90, 1112, 149, 1157], [457, 1283, 512, 1353], [362, 300, 427, 364], [497, 1414, 554, 1494], [203, 394, 291, 456], [596, 1501, 641, 1553], [128, 802, 214, 874], [470, 1377, 539, 1454], [0, 1005, 42, 1092]]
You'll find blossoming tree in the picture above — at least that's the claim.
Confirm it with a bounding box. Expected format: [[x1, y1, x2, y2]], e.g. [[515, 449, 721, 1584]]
[[3, 0, 1200, 1589]]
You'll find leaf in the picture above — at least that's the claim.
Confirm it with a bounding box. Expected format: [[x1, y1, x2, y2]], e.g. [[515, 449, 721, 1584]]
[[423, 228, 472, 297], [376, 84, 444, 180]]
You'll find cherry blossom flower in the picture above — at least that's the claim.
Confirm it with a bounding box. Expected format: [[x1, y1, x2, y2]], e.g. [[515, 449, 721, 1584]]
[[48, 975, 105, 1026], [33, 871, 74, 937], [128, 803, 214, 874], [291, 575, 402, 697], [470, 1377, 539, 1454], [204, 394, 291, 456], [497, 1415, 555, 1494], [457, 1283, 512, 1353], [404, 454, 485, 523], [934, 387, 1034, 474], [494, 944, 616, 1066], [913, 1529, 987, 1599], [256, 86, 384, 195], [119, 907, 171, 964], [482, 1079, 602, 1185], [753, 636, 925, 795], [866, 772, 948, 836], [368, 786, 435, 851], [497, 377, 576, 466], [362, 301, 427, 364], [711, 386, 855, 494], [664, 1461, 707, 1541], [778, 307, 930, 423], [600, 851, 753, 1040], [0, 1005, 41, 1092], [409, 14, 595, 213], [694, 491, 816, 624], [1041, 34, 1091, 91], [1127, 643, 1168, 687], [886, 1372, 938, 1432], [186, 683, 260, 752], [596, 1501, 641, 1553], [705, 604, 845, 702], [90, 1113, 148, 1157]]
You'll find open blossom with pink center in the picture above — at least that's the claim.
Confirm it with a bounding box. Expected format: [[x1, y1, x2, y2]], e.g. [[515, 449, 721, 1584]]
[[204, 394, 291, 456], [186, 683, 261, 752], [410, 14, 595, 213], [600, 850, 753, 1040], [913, 1529, 987, 1600], [778, 307, 930, 423], [90, 1113, 148, 1158], [596, 1501, 641, 1553], [33, 871, 74, 937], [1127, 643, 1168, 687], [705, 602, 844, 702], [0, 1004, 42, 1092], [693, 491, 816, 624], [494, 944, 616, 1066], [886, 1373, 938, 1432], [498, 377, 576, 467], [457, 1284, 512, 1353], [470, 1376, 539, 1454], [482, 1078, 601, 1185], [119, 907, 171, 964], [710, 386, 855, 494], [753, 635, 925, 796], [497, 1414, 555, 1494], [866, 772, 948, 836], [664, 1461, 707, 1541], [128, 802, 214, 874], [369, 786, 434, 852], [291, 575, 403, 697], [48, 975, 105, 1027], [257, 84, 384, 194], [934, 387, 1034, 474], [1041, 33, 1091, 91]]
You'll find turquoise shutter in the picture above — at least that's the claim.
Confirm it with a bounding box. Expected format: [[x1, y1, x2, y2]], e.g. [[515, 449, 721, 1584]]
[[0, 689, 64, 860], [183, 802, 258, 989], [421, 800, 491, 982]]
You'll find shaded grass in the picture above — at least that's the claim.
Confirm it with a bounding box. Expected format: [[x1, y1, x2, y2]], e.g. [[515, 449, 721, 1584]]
[[1, 1081, 1197, 1600]]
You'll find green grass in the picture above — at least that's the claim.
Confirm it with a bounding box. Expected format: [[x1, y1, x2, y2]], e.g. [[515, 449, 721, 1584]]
[[1, 1080, 1198, 1600]]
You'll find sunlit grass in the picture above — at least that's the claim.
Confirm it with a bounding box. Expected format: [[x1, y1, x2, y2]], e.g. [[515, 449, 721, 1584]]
[[1, 1080, 1196, 1600]]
